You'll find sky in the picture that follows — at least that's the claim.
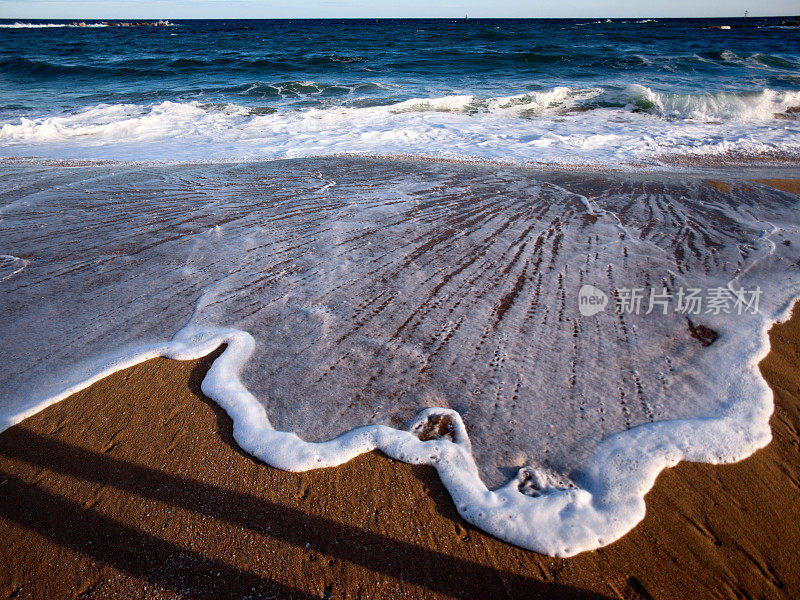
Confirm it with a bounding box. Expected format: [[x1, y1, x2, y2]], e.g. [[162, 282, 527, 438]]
[[1, 0, 797, 20]]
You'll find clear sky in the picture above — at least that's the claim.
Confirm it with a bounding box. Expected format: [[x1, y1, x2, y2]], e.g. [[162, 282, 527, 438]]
[[1, 0, 797, 20]]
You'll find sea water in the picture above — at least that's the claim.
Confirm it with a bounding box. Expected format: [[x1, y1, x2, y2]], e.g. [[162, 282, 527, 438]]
[[0, 18, 799, 164], [1, 158, 799, 555]]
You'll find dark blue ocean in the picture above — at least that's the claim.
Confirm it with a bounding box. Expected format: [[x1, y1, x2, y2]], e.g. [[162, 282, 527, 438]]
[[1, 17, 799, 164]]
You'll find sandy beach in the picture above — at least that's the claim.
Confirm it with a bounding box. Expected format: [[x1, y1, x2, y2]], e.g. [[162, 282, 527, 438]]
[[1, 297, 798, 598]]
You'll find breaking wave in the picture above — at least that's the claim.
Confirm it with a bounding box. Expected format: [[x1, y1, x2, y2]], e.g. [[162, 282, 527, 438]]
[[0, 20, 173, 28], [1, 86, 798, 165]]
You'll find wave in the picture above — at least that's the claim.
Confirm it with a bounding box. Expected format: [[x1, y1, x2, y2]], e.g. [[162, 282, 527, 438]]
[[2, 48, 797, 84], [0, 20, 173, 28], [575, 19, 613, 26], [393, 86, 800, 121], [0, 87, 798, 164], [390, 94, 478, 113], [0, 22, 107, 28], [0, 57, 144, 78], [0, 56, 282, 79], [2, 160, 798, 556], [231, 80, 387, 99], [488, 87, 603, 115], [746, 53, 800, 69], [308, 54, 365, 64], [625, 85, 800, 120], [0, 56, 378, 80]]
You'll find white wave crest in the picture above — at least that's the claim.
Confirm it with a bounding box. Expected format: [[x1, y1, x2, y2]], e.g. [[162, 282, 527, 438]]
[[0, 22, 108, 28], [488, 87, 603, 115], [1, 87, 799, 164], [389, 95, 476, 113], [626, 84, 800, 120], [0, 20, 173, 28]]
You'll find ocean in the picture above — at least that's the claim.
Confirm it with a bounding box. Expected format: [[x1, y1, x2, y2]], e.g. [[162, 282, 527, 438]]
[[1, 18, 800, 557], [1, 17, 799, 164]]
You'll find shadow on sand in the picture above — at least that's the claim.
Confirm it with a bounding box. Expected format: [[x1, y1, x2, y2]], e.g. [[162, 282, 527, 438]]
[[0, 348, 612, 599]]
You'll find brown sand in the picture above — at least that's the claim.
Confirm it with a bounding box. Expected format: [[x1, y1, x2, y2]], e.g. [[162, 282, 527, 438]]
[[2, 308, 800, 599], [703, 179, 731, 194], [704, 178, 800, 196], [752, 179, 800, 195]]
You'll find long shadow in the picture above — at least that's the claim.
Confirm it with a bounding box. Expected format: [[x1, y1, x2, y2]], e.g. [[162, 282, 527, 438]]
[[0, 428, 613, 599], [0, 429, 612, 599], [0, 473, 317, 600]]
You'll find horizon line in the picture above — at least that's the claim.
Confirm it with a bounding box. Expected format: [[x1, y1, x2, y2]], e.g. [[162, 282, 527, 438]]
[[1, 14, 797, 20]]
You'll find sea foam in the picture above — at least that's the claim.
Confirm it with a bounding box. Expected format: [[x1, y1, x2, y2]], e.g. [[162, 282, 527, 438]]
[[0, 87, 798, 165], [0, 22, 109, 28], [1, 158, 798, 556]]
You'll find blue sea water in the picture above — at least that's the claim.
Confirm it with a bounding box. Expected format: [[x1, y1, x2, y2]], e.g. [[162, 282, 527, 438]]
[[1, 17, 799, 164]]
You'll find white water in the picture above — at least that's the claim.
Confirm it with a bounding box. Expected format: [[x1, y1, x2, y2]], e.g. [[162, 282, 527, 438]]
[[0, 22, 108, 28], [1, 86, 799, 165], [1, 158, 799, 556], [0, 21, 173, 28]]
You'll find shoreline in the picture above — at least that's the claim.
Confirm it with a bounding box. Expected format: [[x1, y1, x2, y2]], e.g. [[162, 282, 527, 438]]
[[1, 304, 799, 598], [0, 293, 793, 557], [2, 152, 800, 177], [1, 165, 799, 558]]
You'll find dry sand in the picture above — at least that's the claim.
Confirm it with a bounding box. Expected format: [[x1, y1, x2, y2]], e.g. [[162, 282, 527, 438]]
[[1, 306, 799, 599]]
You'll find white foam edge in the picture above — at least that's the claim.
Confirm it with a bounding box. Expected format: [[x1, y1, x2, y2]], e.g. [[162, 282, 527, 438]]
[[0, 301, 790, 557]]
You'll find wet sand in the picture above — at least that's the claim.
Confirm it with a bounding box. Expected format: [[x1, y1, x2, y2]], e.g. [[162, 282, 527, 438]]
[[1, 302, 799, 599], [753, 179, 800, 195], [703, 178, 800, 195]]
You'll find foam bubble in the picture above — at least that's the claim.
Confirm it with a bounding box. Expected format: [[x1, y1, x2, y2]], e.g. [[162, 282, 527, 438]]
[[0, 255, 29, 281], [1, 160, 798, 556], [1, 88, 798, 165], [0, 22, 109, 28]]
